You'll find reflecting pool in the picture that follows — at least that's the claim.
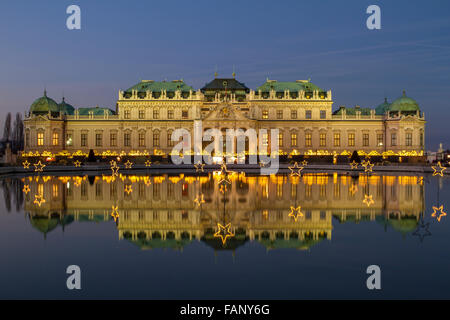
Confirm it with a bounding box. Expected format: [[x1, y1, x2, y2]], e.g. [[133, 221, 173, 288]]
[[0, 171, 448, 299]]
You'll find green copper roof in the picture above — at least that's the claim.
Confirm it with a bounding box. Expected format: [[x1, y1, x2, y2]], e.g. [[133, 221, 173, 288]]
[[333, 106, 372, 115], [30, 91, 60, 114], [78, 106, 115, 115], [59, 97, 75, 115], [256, 80, 324, 93], [389, 91, 420, 112], [124, 80, 194, 93], [375, 98, 391, 115]]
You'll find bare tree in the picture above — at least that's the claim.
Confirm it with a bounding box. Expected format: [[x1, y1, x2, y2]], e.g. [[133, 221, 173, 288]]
[[12, 113, 24, 152], [2, 112, 11, 143]]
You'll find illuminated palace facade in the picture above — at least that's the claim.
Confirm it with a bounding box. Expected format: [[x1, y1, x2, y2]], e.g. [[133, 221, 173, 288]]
[[24, 174, 424, 249], [23, 76, 426, 157]]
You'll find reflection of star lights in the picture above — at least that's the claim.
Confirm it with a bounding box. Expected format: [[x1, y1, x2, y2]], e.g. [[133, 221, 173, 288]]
[[350, 184, 358, 195], [23, 160, 30, 169], [144, 177, 151, 186], [289, 206, 304, 222], [124, 185, 133, 195], [194, 194, 205, 207], [111, 163, 119, 176], [33, 161, 46, 172], [22, 185, 30, 194], [288, 162, 304, 177], [432, 162, 446, 177], [219, 184, 227, 194], [412, 219, 431, 242], [214, 223, 235, 245], [431, 205, 447, 222], [194, 161, 205, 172], [363, 194, 374, 207], [111, 206, 119, 222], [74, 160, 81, 167], [145, 160, 152, 167], [34, 194, 46, 207]]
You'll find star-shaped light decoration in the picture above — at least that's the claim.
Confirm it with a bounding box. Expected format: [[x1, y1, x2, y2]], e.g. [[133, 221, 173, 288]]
[[34, 194, 46, 207], [22, 185, 30, 194], [288, 162, 304, 177], [362, 160, 374, 173], [22, 160, 30, 169], [432, 162, 446, 177], [289, 206, 304, 222], [110, 160, 117, 166], [33, 161, 46, 172], [74, 160, 82, 167], [363, 194, 374, 207], [144, 160, 152, 167], [124, 185, 133, 195], [412, 218, 431, 242], [431, 205, 447, 222], [124, 160, 133, 169], [259, 161, 266, 168], [111, 205, 119, 223], [194, 194, 205, 207], [301, 160, 308, 166], [350, 161, 359, 170], [194, 161, 205, 172], [214, 223, 235, 246]]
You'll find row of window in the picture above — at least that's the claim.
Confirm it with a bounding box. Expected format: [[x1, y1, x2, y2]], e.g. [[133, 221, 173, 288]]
[[31, 131, 423, 148], [123, 109, 189, 120], [262, 109, 327, 120]]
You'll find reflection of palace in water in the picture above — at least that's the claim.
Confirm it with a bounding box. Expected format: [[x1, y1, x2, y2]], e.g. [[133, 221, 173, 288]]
[[22, 173, 425, 250]]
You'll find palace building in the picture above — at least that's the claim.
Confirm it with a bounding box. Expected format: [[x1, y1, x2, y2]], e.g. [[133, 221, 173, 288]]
[[23, 75, 426, 157]]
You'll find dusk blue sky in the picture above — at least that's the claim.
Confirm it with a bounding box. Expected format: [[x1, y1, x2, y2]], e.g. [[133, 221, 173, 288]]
[[0, 0, 449, 149]]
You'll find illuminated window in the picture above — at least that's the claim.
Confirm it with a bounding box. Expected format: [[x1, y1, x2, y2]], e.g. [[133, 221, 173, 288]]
[[277, 109, 283, 119], [110, 133, 117, 147], [124, 133, 131, 147], [320, 110, 326, 119], [348, 133, 355, 147], [291, 133, 297, 146], [81, 133, 87, 147], [66, 133, 73, 146], [291, 110, 297, 119], [363, 134, 369, 146], [391, 133, 397, 146], [139, 132, 145, 147], [262, 133, 268, 146], [153, 131, 160, 147], [377, 134, 384, 146], [37, 132, 44, 146], [153, 109, 159, 119], [95, 133, 102, 147], [52, 184, 59, 198], [262, 110, 269, 119], [168, 109, 174, 119], [52, 132, 59, 146], [305, 133, 312, 147], [334, 133, 340, 147], [406, 133, 412, 146], [277, 183, 283, 198], [278, 133, 283, 147], [124, 110, 131, 119], [167, 131, 174, 147], [305, 110, 312, 119], [138, 109, 145, 119], [320, 133, 326, 147]]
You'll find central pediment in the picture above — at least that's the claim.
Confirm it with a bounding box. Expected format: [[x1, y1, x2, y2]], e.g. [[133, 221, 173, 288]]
[[203, 103, 250, 121]]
